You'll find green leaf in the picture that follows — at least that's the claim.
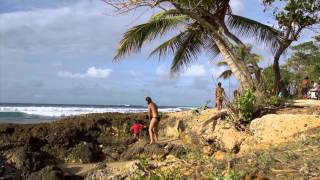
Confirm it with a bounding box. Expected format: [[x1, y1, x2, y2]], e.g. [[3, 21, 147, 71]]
[[114, 15, 187, 61], [226, 14, 282, 54]]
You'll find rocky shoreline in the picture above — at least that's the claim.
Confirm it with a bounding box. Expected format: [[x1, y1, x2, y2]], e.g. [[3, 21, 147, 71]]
[[1, 100, 320, 179], [0, 112, 186, 179]]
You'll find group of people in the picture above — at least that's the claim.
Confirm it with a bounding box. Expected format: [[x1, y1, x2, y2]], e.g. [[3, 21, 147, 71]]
[[301, 76, 320, 99], [280, 76, 320, 99], [130, 97, 160, 144], [131, 77, 320, 144]]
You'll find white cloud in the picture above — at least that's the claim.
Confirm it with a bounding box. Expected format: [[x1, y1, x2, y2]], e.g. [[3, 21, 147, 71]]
[[0, 0, 128, 56], [182, 65, 206, 77], [211, 66, 228, 79], [129, 70, 143, 77], [57, 66, 112, 79], [156, 66, 168, 76], [230, 0, 245, 14]]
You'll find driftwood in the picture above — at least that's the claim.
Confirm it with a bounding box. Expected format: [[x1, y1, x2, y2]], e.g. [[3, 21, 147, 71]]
[[200, 111, 228, 133]]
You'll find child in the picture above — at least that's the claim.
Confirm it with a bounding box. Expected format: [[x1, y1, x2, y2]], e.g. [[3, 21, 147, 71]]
[[130, 121, 143, 139]]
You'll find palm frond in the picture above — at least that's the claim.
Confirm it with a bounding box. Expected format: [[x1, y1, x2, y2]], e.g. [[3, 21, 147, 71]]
[[226, 14, 282, 54], [204, 35, 221, 59], [149, 31, 189, 59], [170, 30, 204, 73], [151, 9, 184, 20], [218, 69, 233, 79], [114, 15, 187, 61]]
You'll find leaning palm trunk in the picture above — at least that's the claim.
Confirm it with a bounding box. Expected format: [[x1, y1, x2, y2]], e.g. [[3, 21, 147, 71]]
[[211, 32, 254, 89]]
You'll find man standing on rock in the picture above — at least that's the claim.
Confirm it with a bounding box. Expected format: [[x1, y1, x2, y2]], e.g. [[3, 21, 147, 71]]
[[215, 82, 225, 111], [146, 97, 159, 144]]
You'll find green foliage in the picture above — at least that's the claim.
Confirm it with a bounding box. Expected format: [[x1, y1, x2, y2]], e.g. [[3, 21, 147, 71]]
[[262, 66, 295, 92], [138, 158, 149, 166], [217, 45, 263, 80], [113, 0, 280, 78], [224, 169, 245, 180], [191, 100, 211, 116], [262, 35, 320, 93], [263, 0, 320, 29], [206, 168, 245, 180], [266, 96, 285, 107], [226, 14, 281, 53], [236, 90, 257, 122], [286, 36, 320, 81], [149, 169, 181, 180]]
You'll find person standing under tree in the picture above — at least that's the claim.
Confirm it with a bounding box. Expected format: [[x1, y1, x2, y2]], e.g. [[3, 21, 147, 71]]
[[215, 82, 225, 111], [146, 97, 160, 144], [302, 76, 311, 98]]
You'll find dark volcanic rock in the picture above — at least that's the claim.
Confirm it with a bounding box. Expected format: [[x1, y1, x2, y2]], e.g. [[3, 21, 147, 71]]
[[25, 136, 47, 152], [120, 143, 168, 160], [0, 156, 19, 180], [166, 144, 186, 158], [97, 135, 137, 146], [67, 142, 101, 163], [0, 112, 153, 174], [120, 143, 145, 160], [28, 166, 64, 180], [0, 125, 15, 135], [144, 144, 167, 158], [46, 128, 79, 148]]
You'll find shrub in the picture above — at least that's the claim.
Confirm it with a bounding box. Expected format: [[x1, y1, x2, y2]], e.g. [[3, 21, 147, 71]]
[[191, 100, 211, 115], [236, 90, 257, 122], [266, 96, 285, 107]]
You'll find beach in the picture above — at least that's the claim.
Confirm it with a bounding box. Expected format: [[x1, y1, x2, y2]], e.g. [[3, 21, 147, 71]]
[[0, 99, 320, 179]]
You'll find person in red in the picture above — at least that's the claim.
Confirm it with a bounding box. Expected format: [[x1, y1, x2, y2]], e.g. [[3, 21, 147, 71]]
[[130, 121, 143, 139]]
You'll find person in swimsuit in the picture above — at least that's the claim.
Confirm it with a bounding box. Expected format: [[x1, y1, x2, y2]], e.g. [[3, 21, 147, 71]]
[[301, 76, 311, 98], [146, 97, 159, 144], [215, 82, 225, 111]]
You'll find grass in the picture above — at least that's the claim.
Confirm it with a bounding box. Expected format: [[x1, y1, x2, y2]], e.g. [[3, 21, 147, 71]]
[[130, 126, 320, 179]]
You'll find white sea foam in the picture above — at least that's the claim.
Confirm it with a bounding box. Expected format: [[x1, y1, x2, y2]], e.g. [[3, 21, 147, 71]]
[[0, 106, 185, 117]]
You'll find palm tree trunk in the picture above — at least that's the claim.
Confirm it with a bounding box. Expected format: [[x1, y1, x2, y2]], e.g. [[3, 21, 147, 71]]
[[220, 22, 262, 83], [211, 32, 255, 90], [170, 3, 255, 89], [273, 44, 289, 94]]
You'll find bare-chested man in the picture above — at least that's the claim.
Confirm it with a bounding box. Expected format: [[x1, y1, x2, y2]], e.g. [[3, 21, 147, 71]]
[[146, 97, 159, 144]]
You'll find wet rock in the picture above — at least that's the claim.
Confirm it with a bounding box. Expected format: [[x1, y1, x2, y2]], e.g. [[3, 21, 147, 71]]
[[28, 166, 64, 180], [66, 142, 101, 163]]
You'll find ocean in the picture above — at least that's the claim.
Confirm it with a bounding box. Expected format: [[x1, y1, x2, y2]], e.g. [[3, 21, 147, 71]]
[[0, 103, 191, 124]]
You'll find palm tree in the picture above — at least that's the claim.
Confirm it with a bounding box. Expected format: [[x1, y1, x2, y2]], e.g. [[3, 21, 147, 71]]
[[216, 45, 262, 80], [112, 0, 280, 89]]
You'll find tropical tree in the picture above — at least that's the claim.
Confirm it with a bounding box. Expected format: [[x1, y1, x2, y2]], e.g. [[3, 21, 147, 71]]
[[262, 0, 320, 93], [285, 35, 320, 81], [106, 0, 281, 90], [216, 45, 262, 80]]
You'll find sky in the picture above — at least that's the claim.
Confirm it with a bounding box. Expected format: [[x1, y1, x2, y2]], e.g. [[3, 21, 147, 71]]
[[0, 0, 316, 106]]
